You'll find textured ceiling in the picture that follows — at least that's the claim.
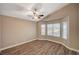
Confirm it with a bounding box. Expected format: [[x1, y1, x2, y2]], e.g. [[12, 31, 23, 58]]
[[0, 3, 69, 21]]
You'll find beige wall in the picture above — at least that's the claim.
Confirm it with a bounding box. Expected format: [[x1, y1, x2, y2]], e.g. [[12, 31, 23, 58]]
[[0, 17, 1, 49], [0, 15, 36, 49], [77, 4, 79, 49], [37, 4, 79, 50]]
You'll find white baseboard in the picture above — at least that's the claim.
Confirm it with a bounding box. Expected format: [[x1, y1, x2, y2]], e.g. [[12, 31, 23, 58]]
[[38, 38, 79, 53], [0, 39, 36, 52]]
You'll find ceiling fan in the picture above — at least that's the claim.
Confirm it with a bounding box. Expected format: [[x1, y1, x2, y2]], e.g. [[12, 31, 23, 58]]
[[31, 8, 44, 19], [17, 3, 44, 20]]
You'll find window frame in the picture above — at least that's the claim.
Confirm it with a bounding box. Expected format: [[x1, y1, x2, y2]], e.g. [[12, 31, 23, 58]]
[[53, 23, 61, 37], [62, 16, 69, 40]]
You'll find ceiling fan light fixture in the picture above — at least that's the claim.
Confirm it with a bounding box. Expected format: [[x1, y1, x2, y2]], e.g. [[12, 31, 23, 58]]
[[34, 16, 38, 19]]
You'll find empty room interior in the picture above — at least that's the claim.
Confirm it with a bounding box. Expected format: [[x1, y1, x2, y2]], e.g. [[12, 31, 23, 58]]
[[0, 3, 79, 55]]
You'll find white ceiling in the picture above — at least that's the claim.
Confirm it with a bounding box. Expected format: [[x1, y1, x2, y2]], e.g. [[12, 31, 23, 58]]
[[0, 3, 69, 21]]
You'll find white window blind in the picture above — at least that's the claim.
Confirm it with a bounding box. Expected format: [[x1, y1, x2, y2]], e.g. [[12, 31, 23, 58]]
[[47, 24, 53, 36], [53, 23, 60, 37], [41, 24, 46, 35]]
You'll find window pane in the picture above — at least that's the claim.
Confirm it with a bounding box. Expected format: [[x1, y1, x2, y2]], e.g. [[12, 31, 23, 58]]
[[62, 22, 68, 39], [41, 24, 45, 35], [47, 24, 53, 36], [53, 23, 60, 37]]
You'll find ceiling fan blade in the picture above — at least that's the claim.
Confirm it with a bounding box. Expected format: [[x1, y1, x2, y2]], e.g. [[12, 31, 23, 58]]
[[32, 3, 42, 11], [15, 4, 33, 11], [39, 14, 44, 17], [27, 15, 35, 19]]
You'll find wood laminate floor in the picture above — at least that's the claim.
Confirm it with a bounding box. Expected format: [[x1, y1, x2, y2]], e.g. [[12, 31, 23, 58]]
[[0, 40, 79, 55]]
